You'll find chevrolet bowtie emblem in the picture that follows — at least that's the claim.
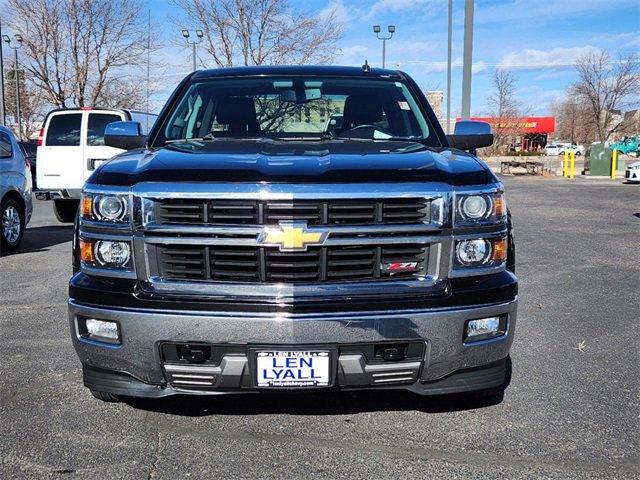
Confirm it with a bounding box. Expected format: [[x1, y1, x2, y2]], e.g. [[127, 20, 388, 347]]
[[258, 221, 328, 251]]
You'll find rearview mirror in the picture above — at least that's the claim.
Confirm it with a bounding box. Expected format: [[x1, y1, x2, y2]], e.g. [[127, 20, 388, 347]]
[[447, 120, 493, 151], [104, 121, 146, 150]]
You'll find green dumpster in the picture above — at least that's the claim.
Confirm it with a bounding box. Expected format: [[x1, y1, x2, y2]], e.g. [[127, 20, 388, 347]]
[[588, 144, 612, 176]]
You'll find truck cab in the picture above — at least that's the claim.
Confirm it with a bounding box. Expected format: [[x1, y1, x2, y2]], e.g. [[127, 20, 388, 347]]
[[35, 108, 156, 222], [68, 66, 517, 403]]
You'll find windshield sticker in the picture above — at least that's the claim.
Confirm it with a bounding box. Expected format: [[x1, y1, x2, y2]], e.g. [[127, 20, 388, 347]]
[[398, 101, 410, 110]]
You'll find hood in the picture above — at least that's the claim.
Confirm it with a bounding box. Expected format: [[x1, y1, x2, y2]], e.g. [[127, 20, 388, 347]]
[[92, 138, 491, 186]]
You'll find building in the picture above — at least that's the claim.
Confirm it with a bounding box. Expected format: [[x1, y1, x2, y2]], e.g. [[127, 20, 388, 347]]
[[459, 116, 556, 151]]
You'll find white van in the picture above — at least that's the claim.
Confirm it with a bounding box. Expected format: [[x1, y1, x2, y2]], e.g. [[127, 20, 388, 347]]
[[35, 108, 156, 222]]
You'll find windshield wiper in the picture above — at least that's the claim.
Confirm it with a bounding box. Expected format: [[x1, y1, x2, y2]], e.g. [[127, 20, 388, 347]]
[[273, 133, 336, 142]]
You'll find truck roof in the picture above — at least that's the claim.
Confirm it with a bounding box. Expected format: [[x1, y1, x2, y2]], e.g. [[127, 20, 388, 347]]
[[192, 65, 404, 80]]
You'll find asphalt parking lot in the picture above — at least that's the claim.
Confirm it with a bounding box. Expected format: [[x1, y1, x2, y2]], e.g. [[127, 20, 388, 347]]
[[1, 176, 638, 479]]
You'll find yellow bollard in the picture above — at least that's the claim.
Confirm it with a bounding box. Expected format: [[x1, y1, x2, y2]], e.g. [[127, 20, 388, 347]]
[[611, 149, 618, 180], [570, 150, 575, 179], [563, 150, 569, 177]]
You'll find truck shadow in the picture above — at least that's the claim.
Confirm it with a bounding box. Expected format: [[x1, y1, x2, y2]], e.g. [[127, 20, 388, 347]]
[[2, 225, 73, 256], [124, 389, 504, 416]]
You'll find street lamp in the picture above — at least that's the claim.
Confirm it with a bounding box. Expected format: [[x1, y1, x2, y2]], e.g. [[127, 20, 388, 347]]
[[2, 34, 22, 139], [373, 25, 395, 68], [182, 29, 204, 72], [0, 17, 6, 127]]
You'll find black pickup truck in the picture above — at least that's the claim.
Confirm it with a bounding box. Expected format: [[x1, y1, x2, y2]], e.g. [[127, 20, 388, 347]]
[[69, 65, 517, 403]]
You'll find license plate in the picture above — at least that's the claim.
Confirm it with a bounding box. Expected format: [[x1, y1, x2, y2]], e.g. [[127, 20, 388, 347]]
[[256, 350, 330, 387]]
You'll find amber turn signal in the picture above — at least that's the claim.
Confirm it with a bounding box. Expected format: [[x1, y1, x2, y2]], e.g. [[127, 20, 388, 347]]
[[493, 195, 506, 217], [80, 239, 95, 263], [491, 237, 508, 262], [81, 195, 93, 217]]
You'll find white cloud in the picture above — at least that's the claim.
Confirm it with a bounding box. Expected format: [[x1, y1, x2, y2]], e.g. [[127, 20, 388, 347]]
[[338, 45, 370, 65], [414, 57, 487, 75], [318, 1, 351, 27], [499, 46, 601, 69]]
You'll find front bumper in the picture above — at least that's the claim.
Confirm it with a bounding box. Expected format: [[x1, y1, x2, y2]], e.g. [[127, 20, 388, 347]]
[[69, 298, 517, 397]]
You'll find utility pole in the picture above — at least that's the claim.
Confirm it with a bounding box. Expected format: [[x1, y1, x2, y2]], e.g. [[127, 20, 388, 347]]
[[373, 25, 395, 69], [446, 0, 452, 133], [460, 0, 474, 120], [0, 17, 5, 127], [2, 34, 22, 138], [14, 41, 21, 139], [146, 9, 151, 131]]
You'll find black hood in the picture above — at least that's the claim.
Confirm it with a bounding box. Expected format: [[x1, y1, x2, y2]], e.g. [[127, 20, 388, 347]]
[[91, 139, 491, 186]]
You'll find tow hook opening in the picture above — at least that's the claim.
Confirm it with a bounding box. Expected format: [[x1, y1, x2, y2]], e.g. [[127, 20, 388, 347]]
[[177, 344, 212, 363], [374, 344, 408, 362]]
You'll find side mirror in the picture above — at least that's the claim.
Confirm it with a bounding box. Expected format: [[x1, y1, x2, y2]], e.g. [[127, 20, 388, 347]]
[[447, 120, 494, 151], [104, 121, 146, 150]]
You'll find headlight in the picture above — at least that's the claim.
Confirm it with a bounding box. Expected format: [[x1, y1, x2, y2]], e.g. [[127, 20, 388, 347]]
[[81, 193, 130, 223], [454, 237, 507, 269], [456, 239, 491, 265], [460, 195, 488, 219], [456, 192, 506, 225], [80, 239, 132, 269], [95, 241, 131, 267]]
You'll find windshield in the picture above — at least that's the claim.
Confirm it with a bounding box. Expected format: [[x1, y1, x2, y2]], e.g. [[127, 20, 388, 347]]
[[155, 77, 434, 145]]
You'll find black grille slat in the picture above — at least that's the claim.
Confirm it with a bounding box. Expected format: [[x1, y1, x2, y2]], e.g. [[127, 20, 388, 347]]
[[157, 244, 428, 283], [155, 198, 429, 226]]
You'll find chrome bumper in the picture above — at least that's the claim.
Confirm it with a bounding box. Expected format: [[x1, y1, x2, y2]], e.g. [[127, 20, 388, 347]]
[[69, 298, 517, 393]]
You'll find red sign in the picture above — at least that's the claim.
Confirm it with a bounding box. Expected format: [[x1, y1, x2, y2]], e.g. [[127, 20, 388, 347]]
[[457, 117, 555, 134]]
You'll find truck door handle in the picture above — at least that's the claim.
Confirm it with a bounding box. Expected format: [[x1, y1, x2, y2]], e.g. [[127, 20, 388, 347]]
[[87, 158, 104, 170]]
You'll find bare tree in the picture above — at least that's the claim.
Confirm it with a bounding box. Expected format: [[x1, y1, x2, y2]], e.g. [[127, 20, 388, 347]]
[[6, 0, 156, 108], [572, 49, 639, 142], [486, 69, 524, 152], [171, 0, 342, 67], [550, 96, 594, 146]]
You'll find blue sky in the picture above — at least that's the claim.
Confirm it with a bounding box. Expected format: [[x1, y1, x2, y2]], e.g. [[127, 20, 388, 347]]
[[149, 0, 639, 116]]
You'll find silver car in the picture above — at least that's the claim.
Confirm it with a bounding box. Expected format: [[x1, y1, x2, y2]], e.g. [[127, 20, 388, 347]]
[[0, 126, 33, 253]]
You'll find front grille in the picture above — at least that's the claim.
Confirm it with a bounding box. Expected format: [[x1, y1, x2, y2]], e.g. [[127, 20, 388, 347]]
[[157, 243, 429, 283], [156, 198, 430, 226]]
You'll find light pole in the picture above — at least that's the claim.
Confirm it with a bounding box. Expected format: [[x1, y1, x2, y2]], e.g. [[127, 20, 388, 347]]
[[0, 18, 6, 127], [373, 25, 395, 69], [182, 29, 203, 72], [2, 34, 22, 139], [460, 0, 474, 120]]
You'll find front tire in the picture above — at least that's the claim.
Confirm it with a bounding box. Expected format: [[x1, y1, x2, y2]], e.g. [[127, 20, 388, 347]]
[[463, 356, 512, 405], [90, 389, 121, 403], [1, 198, 25, 253], [53, 199, 79, 223]]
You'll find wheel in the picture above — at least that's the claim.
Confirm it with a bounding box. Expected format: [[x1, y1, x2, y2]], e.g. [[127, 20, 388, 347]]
[[1, 197, 25, 253], [53, 199, 79, 223], [575, 151, 582, 156], [90, 389, 121, 403]]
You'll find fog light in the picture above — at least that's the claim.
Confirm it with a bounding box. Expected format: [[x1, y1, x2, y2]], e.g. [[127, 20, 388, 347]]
[[82, 318, 120, 344], [465, 316, 506, 343]]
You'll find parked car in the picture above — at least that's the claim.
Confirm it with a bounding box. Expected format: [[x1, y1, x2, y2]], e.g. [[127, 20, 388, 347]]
[[624, 159, 640, 183], [559, 143, 585, 156], [19, 141, 37, 188], [35, 108, 157, 223], [69, 65, 517, 403], [544, 144, 563, 156], [0, 126, 33, 253]]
